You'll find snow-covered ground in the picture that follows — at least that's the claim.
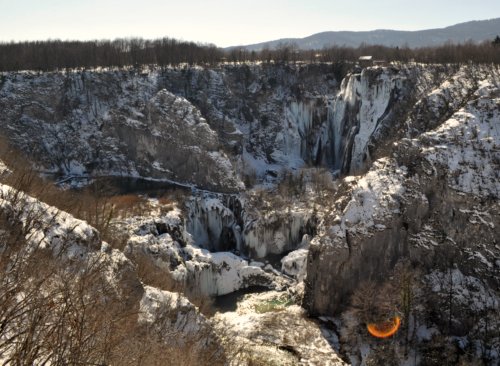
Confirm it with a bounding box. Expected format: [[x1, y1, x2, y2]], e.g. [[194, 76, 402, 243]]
[[213, 290, 347, 365], [419, 80, 500, 197]]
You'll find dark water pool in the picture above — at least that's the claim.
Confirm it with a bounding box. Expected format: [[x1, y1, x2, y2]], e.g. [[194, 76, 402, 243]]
[[214, 286, 270, 312]]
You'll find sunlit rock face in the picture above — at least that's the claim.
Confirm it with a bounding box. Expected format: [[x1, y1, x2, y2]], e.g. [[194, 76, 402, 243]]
[[162, 64, 428, 177], [2, 63, 498, 318], [304, 65, 500, 316]]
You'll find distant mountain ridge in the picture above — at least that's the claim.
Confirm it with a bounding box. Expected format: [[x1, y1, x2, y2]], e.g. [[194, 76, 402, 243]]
[[231, 18, 500, 50]]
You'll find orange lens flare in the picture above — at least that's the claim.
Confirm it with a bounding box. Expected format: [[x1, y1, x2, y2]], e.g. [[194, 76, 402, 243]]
[[367, 316, 401, 338]]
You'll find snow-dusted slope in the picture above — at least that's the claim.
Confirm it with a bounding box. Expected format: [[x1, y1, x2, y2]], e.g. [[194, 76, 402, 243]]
[[306, 66, 500, 314], [0, 181, 226, 363], [418, 80, 500, 197], [0, 182, 101, 256], [0, 71, 240, 191], [0, 64, 463, 189]]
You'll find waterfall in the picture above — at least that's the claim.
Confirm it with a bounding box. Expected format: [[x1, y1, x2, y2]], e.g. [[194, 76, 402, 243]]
[[277, 68, 401, 174], [185, 192, 315, 259], [324, 68, 401, 174]]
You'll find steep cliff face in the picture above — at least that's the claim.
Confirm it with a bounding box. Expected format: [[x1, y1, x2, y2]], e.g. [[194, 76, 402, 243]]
[[327, 68, 406, 173], [157, 63, 340, 177], [1, 63, 478, 276], [2, 61, 499, 364], [304, 65, 500, 316], [158, 64, 443, 177], [3, 65, 494, 285], [0, 71, 240, 191], [0, 64, 448, 190], [185, 192, 315, 258]]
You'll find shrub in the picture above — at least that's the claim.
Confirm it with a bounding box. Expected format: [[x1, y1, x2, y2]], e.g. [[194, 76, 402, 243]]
[[254, 295, 294, 314]]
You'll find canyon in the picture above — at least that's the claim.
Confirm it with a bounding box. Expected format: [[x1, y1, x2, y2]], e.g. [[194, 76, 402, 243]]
[[1, 61, 499, 365]]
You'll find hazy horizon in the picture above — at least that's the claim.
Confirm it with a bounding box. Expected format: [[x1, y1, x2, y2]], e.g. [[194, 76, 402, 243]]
[[1, 0, 500, 47]]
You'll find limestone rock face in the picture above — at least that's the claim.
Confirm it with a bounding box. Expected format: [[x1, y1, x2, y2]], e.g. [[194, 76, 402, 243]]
[[304, 65, 500, 315], [105, 89, 240, 191], [2, 63, 499, 363], [0, 64, 458, 190], [0, 72, 240, 191]]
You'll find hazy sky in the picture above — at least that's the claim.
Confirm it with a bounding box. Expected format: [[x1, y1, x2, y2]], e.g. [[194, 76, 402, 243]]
[[1, 0, 499, 47]]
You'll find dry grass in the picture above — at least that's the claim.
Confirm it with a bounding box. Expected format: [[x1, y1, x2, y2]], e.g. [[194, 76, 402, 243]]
[[158, 194, 177, 215], [108, 194, 148, 217], [0, 138, 185, 250], [0, 142, 226, 365]]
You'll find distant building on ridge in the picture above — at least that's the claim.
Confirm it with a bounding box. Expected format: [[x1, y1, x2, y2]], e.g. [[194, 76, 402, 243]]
[[358, 56, 373, 67]]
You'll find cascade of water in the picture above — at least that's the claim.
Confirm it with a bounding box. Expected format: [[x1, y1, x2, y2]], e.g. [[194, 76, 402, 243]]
[[323, 69, 398, 174], [185, 193, 315, 259], [322, 73, 358, 171], [281, 101, 314, 160]]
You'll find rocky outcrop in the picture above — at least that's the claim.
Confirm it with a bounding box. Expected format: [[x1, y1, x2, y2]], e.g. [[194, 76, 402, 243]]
[[0, 179, 230, 363], [213, 290, 347, 366], [304, 65, 500, 315], [185, 191, 316, 259], [0, 71, 240, 191], [139, 285, 211, 342], [121, 206, 292, 297], [0, 64, 461, 191], [2, 62, 499, 364], [0, 182, 102, 255]]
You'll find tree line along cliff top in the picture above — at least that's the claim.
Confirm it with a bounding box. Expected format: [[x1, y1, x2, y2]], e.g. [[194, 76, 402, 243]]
[[1, 36, 500, 72]]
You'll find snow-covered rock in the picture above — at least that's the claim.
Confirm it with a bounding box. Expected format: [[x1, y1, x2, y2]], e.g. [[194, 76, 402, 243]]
[[0, 71, 240, 191], [418, 87, 500, 197], [213, 291, 347, 365], [426, 268, 499, 313], [139, 285, 206, 340], [0, 64, 470, 189], [281, 248, 308, 280], [178, 247, 277, 296], [121, 205, 289, 297], [0, 183, 101, 256], [305, 64, 500, 316], [185, 192, 315, 258]]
